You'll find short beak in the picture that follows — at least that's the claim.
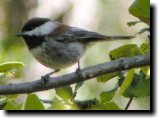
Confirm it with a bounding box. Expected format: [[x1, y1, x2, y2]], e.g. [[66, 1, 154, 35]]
[[16, 32, 24, 37]]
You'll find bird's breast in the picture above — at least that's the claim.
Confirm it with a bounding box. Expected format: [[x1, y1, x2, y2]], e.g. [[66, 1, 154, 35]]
[[30, 40, 86, 69]]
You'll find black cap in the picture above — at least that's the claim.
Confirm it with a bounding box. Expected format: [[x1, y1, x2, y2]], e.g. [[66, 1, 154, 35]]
[[22, 17, 50, 32]]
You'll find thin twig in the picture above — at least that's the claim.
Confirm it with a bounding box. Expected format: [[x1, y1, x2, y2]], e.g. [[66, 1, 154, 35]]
[[125, 98, 133, 110]]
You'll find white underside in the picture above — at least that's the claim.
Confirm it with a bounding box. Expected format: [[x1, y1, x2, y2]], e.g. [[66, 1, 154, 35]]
[[30, 40, 86, 69]]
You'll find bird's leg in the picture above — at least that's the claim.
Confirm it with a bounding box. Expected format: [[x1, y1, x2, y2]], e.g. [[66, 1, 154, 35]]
[[41, 69, 60, 84], [76, 61, 84, 80], [73, 61, 84, 98]]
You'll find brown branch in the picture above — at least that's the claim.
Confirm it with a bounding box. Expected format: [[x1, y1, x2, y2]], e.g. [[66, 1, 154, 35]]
[[0, 55, 150, 95]]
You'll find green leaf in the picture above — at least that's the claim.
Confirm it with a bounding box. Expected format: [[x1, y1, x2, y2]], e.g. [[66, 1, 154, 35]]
[[140, 42, 150, 54], [0, 73, 5, 80], [100, 91, 115, 102], [134, 78, 150, 97], [123, 72, 150, 98], [88, 102, 121, 110], [0, 97, 7, 109], [129, 0, 150, 25], [55, 85, 73, 101], [120, 69, 135, 95], [49, 96, 67, 110], [4, 100, 16, 110], [13, 103, 23, 110], [6, 94, 19, 99], [73, 82, 84, 98], [0, 62, 25, 79], [4, 99, 22, 110], [0, 62, 25, 73], [97, 72, 120, 82], [127, 21, 141, 26], [109, 44, 143, 60], [141, 66, 150, 76], [25, 93, 45, 110], [137, 28, 150, 35]]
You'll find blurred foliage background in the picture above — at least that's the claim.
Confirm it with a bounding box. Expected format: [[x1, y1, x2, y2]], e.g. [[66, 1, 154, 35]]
[[0, 0, 150, 110]]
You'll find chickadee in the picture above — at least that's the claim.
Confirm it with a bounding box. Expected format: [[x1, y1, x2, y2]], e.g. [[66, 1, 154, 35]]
[[17, 17, 134, 77]]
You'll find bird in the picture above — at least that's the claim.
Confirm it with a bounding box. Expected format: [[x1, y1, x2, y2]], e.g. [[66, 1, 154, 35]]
[[16, 17, 134, 80]]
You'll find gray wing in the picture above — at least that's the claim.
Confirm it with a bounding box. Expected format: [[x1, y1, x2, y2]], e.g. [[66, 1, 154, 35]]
[[68, 27, 107, 42], [48, 24, 133, 43], [61, 27, 134, 42], [48, 24, 107, 43]]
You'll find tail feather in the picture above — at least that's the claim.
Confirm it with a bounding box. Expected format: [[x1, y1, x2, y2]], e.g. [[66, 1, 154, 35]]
[[88, 35, 135, 42], [105, 35, 135, 40]]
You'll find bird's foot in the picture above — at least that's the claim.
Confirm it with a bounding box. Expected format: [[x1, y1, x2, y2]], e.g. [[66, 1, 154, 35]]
[[41, 74, 50, 85], [76, 68, 84, 80], [41, 69, 60, 85]]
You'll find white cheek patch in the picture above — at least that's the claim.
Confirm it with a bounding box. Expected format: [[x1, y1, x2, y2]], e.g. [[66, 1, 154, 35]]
[[24, 21, 58, 36]]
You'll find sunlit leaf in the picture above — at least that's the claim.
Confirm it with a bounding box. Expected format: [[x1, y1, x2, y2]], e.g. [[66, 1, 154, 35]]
[[0, 62, 25, 73], [13, 103, 23, 110], [97, 72, 120, 82], [120, 69, 135, 95], [100, 91, 115, 102], [55, 85, 73, 101], [25, 93, 44, 110], [49, 96, 68, 110], [123, 72, 150, 98], [109, 44, 143, 60], [3, 99, 22, 110], [141, 66, 150, 76], [4, 100, 16, 110], [129, 0, 150, 25], [0, 73, 5, 80], [140, 42, 150, 54], [0, 62, 25, 79], [6, 94, 19, 99], [88, 102, 121, 110]]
